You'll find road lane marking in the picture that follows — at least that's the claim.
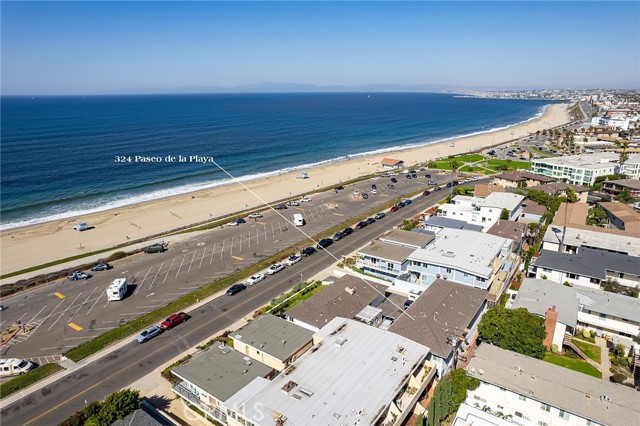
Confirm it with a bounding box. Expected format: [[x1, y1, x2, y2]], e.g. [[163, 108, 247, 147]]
[[54, 292, 65, 299], [231, 255, 243, 261], [68, 323, 83, 331]]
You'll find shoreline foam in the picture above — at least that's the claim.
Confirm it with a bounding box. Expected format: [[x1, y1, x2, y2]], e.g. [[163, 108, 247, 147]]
[[1, 103, 571, 273]]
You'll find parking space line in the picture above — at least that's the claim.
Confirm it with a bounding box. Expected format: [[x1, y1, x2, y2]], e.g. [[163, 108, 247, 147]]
[[134, 267, 153, 296], [174, 253, 187, 279], [186, 250, 197, 274], [162, 258, 176, 285], [220, 240, 225, 260], [148, 262, 164, 290], [229, 237, 234, 256], [198, 249, 206, 269], [165, 292, 188, 296], [40, 298, 67, 328], [64, 322, 83, 332], [87, 292, 105, 316], [238, 234, 242, 253], [48, 294, 80, 331], [54, 292, 65, 299], [68, 287, 96, 323], [271, 222, 276, 238], [119, 312, 148, 316], [40, 346, 61, 351], [210, 243, 216, 264], [333, 212, 344, 216], [247, 231, 251, 249], [232, 255, 243, 261], [27, 305, 48, 325]]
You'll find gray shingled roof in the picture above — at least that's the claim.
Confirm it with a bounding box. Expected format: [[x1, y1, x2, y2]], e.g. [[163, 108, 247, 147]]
[[535, 248, 640, 280], [486, 220, 527, 247], [511, 279, 578, 327], [389, 280, 487, 359], [425, 216, 484, 231], [575, 287, 640, 324], [379, 228, 435, 248]]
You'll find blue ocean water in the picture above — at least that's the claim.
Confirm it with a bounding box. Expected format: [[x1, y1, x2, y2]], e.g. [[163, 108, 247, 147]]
[[1, 93, 556, 229]]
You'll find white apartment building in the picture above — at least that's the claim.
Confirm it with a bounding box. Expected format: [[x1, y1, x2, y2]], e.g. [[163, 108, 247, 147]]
[[437, 193, 525, 231], [530, 153, 636, 186], [461, 344, 640, 426]]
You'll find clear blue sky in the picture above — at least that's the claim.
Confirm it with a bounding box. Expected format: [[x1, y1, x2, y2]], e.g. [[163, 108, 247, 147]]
[[2, 1, 638, 95]]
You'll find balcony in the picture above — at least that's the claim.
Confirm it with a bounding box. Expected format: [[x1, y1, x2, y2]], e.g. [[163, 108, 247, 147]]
[[172, 381, 227, 424]]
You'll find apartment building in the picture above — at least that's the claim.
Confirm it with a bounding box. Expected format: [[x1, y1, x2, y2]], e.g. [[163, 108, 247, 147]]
[[601, 179, 640, 199], [437, 192, 525, 231], [530, 153, 623, 186], [492, 171, 555, 188]]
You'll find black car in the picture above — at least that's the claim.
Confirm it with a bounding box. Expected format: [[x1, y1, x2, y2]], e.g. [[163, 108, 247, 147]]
[[396, 201, 406, 208], [342, 227, 354, 236], [425, 174, 431, 178], [301, 246, 316, 257], [274, 204, 288, 210], [354, 221, 368, 229], [317, 238, 333, 249], [452, 180, 459, 186], [333, 231, 345, 241], [371, 184, 377, 190], [335, 186, 344, 191], [91, 262, 111, 271], [390, 178, 397, 183], [411, 174, 417, 179], [446, 182, 452, 187], [434, 186, 442, 191], [226, 283, 246, 296], [387, 183, 395, 189], [365, 217, 376, 225], [405, 174, 412, 179]]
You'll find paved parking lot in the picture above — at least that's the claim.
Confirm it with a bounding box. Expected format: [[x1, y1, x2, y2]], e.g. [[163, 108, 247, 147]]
[[0, 170, 456, 361]]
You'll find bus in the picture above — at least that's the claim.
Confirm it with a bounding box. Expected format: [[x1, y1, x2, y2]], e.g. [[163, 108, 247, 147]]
[[293, 213, 305, 226]]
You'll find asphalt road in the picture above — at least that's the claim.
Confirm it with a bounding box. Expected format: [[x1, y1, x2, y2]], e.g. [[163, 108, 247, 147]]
[[1, 171, 450, 361], [0, 177, 468, 426]]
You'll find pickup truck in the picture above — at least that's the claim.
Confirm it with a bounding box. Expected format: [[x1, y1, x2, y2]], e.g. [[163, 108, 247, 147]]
[[144, 243, 165, 254]]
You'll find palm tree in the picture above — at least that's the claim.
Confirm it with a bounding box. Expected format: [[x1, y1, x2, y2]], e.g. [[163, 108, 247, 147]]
[[449, 160, 461, 198], [616, 139, 629, 168]]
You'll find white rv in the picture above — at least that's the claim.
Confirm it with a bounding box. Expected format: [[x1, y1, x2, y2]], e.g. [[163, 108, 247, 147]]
[[0, 358, 35, 377], [293, 213, 305, 226], [107, 278, 128, 301]]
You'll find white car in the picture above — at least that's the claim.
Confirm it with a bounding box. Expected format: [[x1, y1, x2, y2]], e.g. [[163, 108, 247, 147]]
[[287, 200, 300, 206], [248, 213, 262, 219], [246, 274, 266, 285], [371, 189, 378, 194], [266, 263, 285, 275], [285, 255, 301, 266], [228, 221, 239, 227], [301, 197, 312, 203]]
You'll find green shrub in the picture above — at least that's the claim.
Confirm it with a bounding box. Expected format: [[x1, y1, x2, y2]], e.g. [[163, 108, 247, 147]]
[[551, 344, 559, 353], [0, 363, 64, 399], [611, 373, 626, 383], [108, 251, 128, 261]]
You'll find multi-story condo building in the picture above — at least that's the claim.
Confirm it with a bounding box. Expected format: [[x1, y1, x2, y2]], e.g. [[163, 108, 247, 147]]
[[437, 192, 525, 231], [460, 344, 640, 426], [530, 153, 637, 186]]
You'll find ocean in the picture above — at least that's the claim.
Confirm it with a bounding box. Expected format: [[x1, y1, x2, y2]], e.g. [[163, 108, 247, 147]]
[[0, 93, 556, 230]]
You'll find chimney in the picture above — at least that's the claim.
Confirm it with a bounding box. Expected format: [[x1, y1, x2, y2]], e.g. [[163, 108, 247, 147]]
[[345, 287, 355, 295], [543, 306, 558, 351]]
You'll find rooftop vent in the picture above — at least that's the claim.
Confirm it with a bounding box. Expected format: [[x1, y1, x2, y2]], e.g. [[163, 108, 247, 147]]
[[281, 380, 298, 393], [299, 388, 314, 397], [345, 287, 356, 295], [335, 337, 348, 348], [441, 251, 456, 258], [243, 356, 252, 365], [478, 369, 485, 375]]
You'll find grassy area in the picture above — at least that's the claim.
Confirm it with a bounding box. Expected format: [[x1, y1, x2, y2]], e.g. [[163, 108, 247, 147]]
[[572, 339, 602, 364], [528, 146, 557, 158], [484, 158, 530, 172], [428, 154, 485, 170], [543, 352, 602, 378], [459, 165, 494, 175], [0, 363, 65, 399]]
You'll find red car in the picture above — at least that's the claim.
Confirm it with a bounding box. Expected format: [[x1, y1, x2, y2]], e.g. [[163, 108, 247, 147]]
[[160, 312, 190, 330], [390, 206, 399, 212], [422, 190, 431, 196]]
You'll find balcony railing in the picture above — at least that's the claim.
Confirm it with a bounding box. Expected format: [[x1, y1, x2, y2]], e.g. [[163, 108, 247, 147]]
[[172, 382, 227, 423]]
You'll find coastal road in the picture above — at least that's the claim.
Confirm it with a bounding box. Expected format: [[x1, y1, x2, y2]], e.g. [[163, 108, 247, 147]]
[[0, 169, 459, 361], [0, 177, 472, 426]]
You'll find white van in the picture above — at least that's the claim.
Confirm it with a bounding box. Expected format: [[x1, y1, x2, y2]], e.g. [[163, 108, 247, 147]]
[[293, 213, 305, 226], [0, 358, 35, 377], [73, 222, 89, 231], [107, 278, 128, 301]]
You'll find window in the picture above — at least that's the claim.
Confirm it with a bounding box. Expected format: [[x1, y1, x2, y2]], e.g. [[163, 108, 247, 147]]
[[464, 273, 468, 277], [518, 395, 527, 401], [515, 412, 523, 418], [558, 410, 570, 420], [567, 273, 579, 279], [446, 268, 452, 274], [538, 422, 548, 426], [540, 403, 551, 412]]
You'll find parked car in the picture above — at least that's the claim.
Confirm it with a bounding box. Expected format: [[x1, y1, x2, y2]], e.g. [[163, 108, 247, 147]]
[[390, 206, 399, 212], [365, 217, 376, 225], [371, 189, 377, 194], [428, 181, 437, 185], [342, 227, 354, 236], [335, 186, 344, 191], [72, 222, 89, 232], [353, 190, 360, 195], [390, 178, 397, 183], [235, 218, 246, 224], [434, 186, 442, 191], [371, 184, 377, 190], [69, 271, 92, 281], [425, 174, 432, 178], [355, 221, 368, 229], [301, 197, 312, 203], [374, 212, 386, 219], [422, 190, 431, 196], [379, 316, 395, 331], [91, 262, 111, 271], [404, 199, 412, 205], [285, 255, 301, 266], [405, 174, 412, 179], [301, 246, 316, 257], [446, 182, 452, 187], [333, 231, 345, 241], [396, 202, 406, 208], [246, 273, 266, 285], [248, 213, 262, 219], [226, 283, 246, 296], [316, 238, 333, 249], [144, 243, 165, 254], [136, 325, 162, 343], [160, 312, 190, 330], [266, 263, 285, 275], [274, 204, 288, 210], [387, 184, 395, 189]]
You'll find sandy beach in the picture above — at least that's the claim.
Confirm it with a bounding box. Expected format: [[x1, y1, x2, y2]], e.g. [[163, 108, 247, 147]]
[[1, 104, 571, 274]]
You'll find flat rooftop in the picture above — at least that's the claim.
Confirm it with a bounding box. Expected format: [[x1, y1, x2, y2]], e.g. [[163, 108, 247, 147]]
[[511, 278, 578, 328], [425, 216, 484, 232], [237, 318, 431, 426], [482, 192, 525, 211], [532, 152, 622, 169], [542, 224, 640, 256], [357, 240, 417, 263], [408, 228, 511, 278], [379, 228, 435, 248], [231, 314, 313, 362], [605, 179, 640, 190], [468, 344, 640, 426], [172, 345, 272, 403], [390, 280, 487, 359], [286, 274, 387, 330]]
